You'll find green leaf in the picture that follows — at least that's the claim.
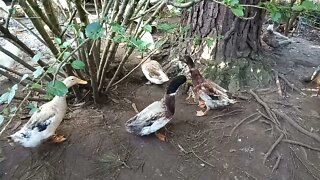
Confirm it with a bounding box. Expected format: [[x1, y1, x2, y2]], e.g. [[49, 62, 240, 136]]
[[110, 22, 125, 35], [47, 80, 69, 97], [301, 0, 314, 10], [157, 23, 178, 33], [2, 108, 9, 116], [0, 115, 4, 125], [270, 11, 281, 22], [47, 67, 57, 73], [292, 5, 304, 11], [206, 37, 216, 48], [27, 102, 39, 115], [112, 35, 126, 43], [231, 6, 244, 17], [33, 67, 44, 79], [54, 37, 62, 45], [20, 74, 29, 82], [63, 52, 72, 61], [0, 84, 18, 104], [85, 22, 105, 40], [143, 25, 152, 33], [32, 53, 42, 62], [60, 41, 72, 48], [10, 106, 17, 116], [31, 83, 42, 90], [229, 0, 239, 6], [71, 60, 85, 70]]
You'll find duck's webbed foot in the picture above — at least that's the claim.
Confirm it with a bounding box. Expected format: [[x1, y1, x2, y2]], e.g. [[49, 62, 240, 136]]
[[48, 134, 67, 143], [198, 100, 206, 109], [196, 107, 210, 117], [155, 131, 166, 142]]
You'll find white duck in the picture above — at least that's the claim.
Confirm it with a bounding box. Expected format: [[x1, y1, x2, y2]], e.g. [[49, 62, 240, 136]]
[[8, 76, 87, 148], [141, 58, 169, 85]]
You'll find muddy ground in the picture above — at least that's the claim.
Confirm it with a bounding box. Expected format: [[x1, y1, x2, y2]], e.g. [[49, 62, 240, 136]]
[[1, 18, 320, 180]]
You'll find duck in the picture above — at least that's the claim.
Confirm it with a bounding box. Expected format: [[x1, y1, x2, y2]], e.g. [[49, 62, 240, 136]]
[[262, 24, 292, 48], [0, 40, 21, 72], [125, 75, 186, 141], [303, 65, 320, 96], [182, 55, 237, 117], [141, 58, 169, 85], [8, 76, 87, 148]]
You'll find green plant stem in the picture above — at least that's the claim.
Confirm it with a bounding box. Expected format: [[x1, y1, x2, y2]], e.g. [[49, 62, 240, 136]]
[[26, 0, 61, 36], [97, 0, 130, 90], [5, 0, 17, 29], [84, 45, 99, 103], [42, 0, 62, 35], [102, 1, 166, 93], [60, 10, 77, 38], [97, 0, 120, 82], [19, 0, 59, 55]]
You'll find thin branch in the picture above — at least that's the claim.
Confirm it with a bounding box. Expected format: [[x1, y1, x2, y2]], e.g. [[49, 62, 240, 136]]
[[13, 96, 49, 102], [263, 133, 284, 164], [5, 0, 17, 29], [60, 10, 77, 38]]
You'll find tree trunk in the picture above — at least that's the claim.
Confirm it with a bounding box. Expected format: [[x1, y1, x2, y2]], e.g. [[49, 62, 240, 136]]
[[182, 0, 266, 60]]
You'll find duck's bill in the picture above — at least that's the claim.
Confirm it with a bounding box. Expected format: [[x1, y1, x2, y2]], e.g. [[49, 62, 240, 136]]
[[76, 79, 88, 84]]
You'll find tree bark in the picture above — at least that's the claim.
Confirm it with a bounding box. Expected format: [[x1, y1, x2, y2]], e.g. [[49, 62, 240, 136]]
[[181, 0, 266, 60]]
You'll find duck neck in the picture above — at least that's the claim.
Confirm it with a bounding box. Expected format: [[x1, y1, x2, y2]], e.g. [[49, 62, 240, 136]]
[[51, 95, 67, 104], [164, 94, 175, 117], [190, 69, 205, 85]]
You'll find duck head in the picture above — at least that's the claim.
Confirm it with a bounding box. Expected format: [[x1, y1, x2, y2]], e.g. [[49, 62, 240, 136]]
[[63, 76, 87, 88]]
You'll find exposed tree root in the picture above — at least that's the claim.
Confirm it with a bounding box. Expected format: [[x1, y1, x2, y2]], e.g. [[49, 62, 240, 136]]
[[272, 153, 282, 172], [263, 133, 284, 165], [211, 109, 243, 119], [277, 73, 306, 96], [229, 113, 259, 136], [272, 70, 283, 98], [249, 90, 280, 126], [282, 139, 320, 152], [273, 109, 320, 143]]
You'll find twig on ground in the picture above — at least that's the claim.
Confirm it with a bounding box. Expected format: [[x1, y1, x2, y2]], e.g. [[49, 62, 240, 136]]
[[263, 133, 284, 164], [272, 153, 282, 172], [249, 89, 280, 126], [177, 144, 215, 168], [211, 109, 243, 119], [272, 70, 283, 98], [278, 73, 306, 96], [229, 113, 259, 136], [132, 103, 139, 113], [246, 115, 262, 124], [282, 139, 320, 152], [13, 96, 49, 102], [273, 109, 320, 143]]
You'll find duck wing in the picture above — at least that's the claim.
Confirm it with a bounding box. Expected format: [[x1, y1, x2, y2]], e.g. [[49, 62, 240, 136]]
[[143, 61, 164, 80], [125, 100, 170, 136], [24, 105, 57, 132]]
